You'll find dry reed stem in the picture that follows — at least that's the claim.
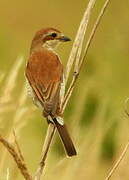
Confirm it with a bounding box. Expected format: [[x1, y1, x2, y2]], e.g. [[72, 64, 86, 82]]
[[0, 135, 32, 180], [13, 130, 25, 162], [34, 123, 56, 180], [104, 140, 129, 180], [62, 0, 111, 112], [65, 0, 96, 83]]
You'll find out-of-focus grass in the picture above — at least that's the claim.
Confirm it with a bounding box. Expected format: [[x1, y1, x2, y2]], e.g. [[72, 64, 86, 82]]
[[0, 0, 129, 180]]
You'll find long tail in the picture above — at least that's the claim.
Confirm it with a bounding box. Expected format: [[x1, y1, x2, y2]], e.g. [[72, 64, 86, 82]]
[[53, 118, 77, 157]]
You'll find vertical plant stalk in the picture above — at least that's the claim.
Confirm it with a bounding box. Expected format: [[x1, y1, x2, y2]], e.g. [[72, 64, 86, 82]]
[[34, 123, 56, 180], [62, 0, 111, 113], [104, 140, 129, 180], [65, 0, 97, 83]]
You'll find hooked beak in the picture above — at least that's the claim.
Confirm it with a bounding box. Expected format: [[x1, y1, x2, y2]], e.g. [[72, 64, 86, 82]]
[[58, 35, 71, 42]]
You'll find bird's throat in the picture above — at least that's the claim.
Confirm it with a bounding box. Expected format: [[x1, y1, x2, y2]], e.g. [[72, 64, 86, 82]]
[[42, 40, 60, 52]]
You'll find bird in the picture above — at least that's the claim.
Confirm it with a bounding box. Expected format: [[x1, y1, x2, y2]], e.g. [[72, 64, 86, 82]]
[[25, 27, 77, 156]]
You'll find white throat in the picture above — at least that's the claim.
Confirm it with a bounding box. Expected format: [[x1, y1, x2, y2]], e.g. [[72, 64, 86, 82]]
[[42, 40, 60, 52]]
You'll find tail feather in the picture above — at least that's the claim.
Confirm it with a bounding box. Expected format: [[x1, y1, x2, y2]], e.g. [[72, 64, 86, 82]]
[[53, 118, 77, 157]]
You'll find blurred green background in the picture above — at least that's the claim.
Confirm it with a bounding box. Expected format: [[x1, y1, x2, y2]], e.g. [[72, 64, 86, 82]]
[[0, 0, 129, 179]]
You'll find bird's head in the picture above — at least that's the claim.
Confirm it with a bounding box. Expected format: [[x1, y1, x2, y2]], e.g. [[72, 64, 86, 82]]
[[31, 27, 71, 51]]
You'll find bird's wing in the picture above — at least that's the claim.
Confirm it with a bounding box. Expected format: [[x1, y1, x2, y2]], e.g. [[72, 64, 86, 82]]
[[25, 49, 63, 116]]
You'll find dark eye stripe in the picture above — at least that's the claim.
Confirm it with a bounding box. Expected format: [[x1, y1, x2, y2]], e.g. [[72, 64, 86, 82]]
[[51, 33, 57, 37]]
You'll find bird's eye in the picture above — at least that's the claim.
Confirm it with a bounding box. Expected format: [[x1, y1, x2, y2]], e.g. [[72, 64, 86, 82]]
[[51, 33, 57, 37]]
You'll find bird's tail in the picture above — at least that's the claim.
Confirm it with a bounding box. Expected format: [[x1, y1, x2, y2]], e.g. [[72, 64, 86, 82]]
[[53, 118, 77, 157]]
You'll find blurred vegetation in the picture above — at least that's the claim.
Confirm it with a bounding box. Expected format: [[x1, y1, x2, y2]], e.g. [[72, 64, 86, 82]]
[[0, 0, 129, 179]]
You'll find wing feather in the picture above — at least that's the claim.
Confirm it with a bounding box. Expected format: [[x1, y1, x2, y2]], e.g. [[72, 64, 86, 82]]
[[26, 49, 63, 116]]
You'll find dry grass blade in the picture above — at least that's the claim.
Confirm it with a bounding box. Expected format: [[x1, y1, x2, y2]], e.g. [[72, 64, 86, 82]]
[[62, 0, 111, 112], [104, 140, 129, 180], [13, 130, 25, 162], [0, 56, 23, 104], [34, 123, 56, 180], [0, 85, 28, 172], [65, 0, 97, 83], [0, 135, 32, 180]]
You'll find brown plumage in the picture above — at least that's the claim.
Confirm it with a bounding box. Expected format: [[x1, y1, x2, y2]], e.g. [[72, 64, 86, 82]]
[[25, 27, 77, 156]]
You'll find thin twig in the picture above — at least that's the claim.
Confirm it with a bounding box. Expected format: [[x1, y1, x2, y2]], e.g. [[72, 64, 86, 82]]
[[105, 140, 129, 180], [13, 130, 25, 162], [62, 0, 111, 112], [0, 135, 32, 180], [34, 123, 56, 180]]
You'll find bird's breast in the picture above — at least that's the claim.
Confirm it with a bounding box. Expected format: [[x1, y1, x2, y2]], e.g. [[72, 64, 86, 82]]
[[27, 49, 63, 85]]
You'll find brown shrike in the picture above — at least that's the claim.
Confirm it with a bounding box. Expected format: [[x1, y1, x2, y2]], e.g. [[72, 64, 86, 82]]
[[25, 28, 77, 156]]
